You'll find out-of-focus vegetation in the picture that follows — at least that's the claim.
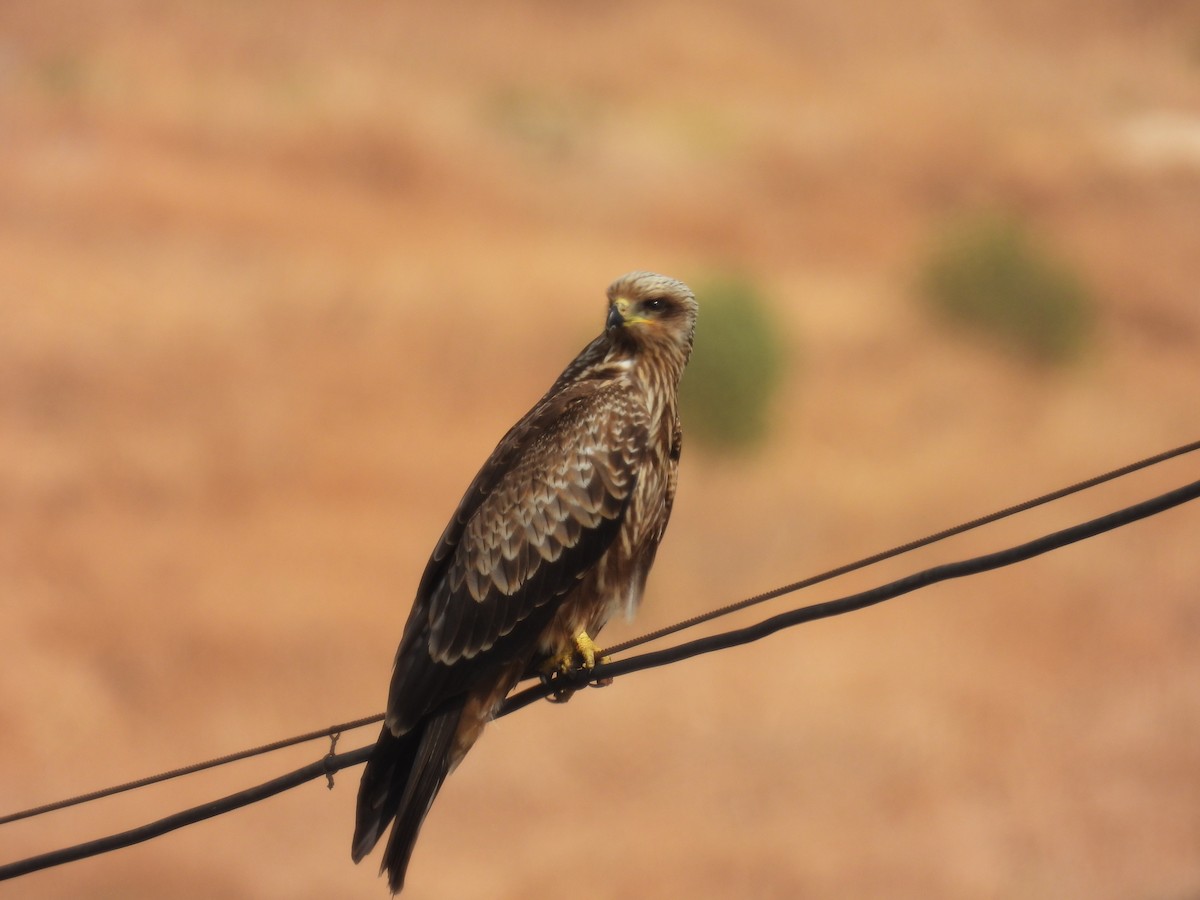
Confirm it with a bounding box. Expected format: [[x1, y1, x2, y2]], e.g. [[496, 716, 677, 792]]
[[919, 213, 1095, 364], [482, 86, 595, 158], [680, 273, 787, 454]]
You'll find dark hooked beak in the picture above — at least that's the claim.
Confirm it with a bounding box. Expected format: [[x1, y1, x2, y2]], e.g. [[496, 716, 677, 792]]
[[605, 304, 624, 332]]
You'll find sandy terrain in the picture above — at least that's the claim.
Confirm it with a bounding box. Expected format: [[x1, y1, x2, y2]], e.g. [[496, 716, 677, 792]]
[[3, 1, 1199, 897]]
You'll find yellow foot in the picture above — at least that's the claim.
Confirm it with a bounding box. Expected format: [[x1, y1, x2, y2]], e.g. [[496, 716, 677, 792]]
[[540, 630, 612, 702]]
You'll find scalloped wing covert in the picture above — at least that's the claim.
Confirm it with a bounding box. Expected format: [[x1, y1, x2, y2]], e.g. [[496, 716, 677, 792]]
[[430, 382, 646, 661], [384, 376, 647, 734]]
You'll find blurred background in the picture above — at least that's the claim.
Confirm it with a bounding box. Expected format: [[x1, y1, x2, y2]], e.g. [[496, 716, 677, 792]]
[[3, 1, 1199, 897]]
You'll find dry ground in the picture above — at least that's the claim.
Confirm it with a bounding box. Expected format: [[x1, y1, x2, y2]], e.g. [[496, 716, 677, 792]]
[[3, 2, 1199, 897]]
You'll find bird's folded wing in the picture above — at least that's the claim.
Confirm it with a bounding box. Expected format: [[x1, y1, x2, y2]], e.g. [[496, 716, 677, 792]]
[[386, 379, 646, 733]]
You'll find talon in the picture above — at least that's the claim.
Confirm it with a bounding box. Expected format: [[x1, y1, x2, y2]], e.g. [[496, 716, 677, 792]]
[[539, 629, 610, 701], [589, 672, 613, 689], [573, 630, 601, 670], [538, 651, 568, 680], [541, 674, 573, 703], [540, 629, 603, 676]]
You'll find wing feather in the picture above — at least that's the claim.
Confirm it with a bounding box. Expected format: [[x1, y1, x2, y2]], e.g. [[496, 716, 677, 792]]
[[385, 377, 647, 734]]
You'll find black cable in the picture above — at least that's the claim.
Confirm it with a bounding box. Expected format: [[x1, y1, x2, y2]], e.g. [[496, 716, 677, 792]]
[[600, 438, 1200, 657], [7, 440, 1195, 829], [5, 473, 1193, 882], [0, 714, 384, 827], [502, 476, 1200, 712], [0, 745, 371, 881]]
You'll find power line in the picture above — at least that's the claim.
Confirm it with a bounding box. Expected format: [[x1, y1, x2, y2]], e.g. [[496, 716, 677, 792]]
[[3, 471, 1197, 883], [600, 437, 1200, 657], [5, 440, 1195, 830], [3, 446, 1198, 836], [505, 474, 1200, 713], [0, 714, 384, 827], [0, 745, 373, 881]]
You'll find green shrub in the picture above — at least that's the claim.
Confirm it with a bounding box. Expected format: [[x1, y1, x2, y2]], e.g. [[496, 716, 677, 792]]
[[920, 213, 1095, 364], [680, 274, 787, 453]]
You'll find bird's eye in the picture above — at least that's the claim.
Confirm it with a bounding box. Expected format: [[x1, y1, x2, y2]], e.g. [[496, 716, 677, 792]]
[[643, 297, 667, 313]]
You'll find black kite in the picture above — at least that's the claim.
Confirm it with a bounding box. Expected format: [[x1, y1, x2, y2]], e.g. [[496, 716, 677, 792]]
[[352, 272, 698, 892]]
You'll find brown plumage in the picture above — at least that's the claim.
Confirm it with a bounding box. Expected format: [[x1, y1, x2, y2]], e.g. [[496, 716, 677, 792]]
[[351, 272, 698, 893]]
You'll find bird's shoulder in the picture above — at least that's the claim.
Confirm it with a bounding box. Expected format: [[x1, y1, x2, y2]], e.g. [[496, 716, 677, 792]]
[[424, 347, 642, 563]]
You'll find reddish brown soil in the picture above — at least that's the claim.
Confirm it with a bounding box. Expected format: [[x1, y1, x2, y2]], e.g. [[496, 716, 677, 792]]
[[3, 2, 1199, 897]]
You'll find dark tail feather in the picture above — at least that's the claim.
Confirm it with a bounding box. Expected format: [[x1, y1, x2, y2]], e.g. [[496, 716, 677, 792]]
[[351, 703, 463, 894], [351, 726, 420, 864]]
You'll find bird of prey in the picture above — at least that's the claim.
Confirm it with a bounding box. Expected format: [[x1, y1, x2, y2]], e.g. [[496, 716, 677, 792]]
[[351, 271, 698, 893]]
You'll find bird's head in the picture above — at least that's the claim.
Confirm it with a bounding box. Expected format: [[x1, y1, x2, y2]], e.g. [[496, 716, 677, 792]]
[[604, 272, 698, 361]]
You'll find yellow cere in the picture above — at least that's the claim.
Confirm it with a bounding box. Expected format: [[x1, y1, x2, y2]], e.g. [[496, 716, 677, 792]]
[[614, 297, 651, 326]]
